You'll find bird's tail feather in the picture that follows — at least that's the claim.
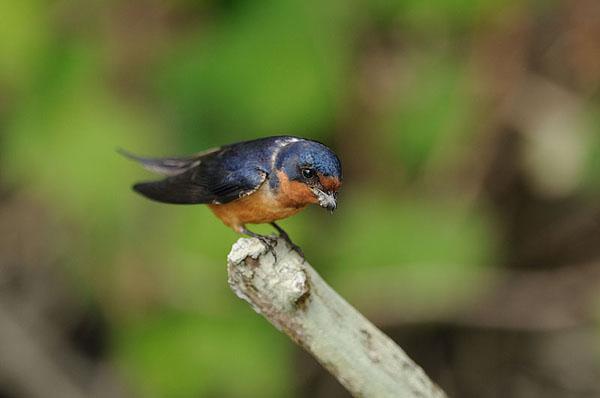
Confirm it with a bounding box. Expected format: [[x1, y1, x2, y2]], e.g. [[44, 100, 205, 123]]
[[133, 177, 212, 204], [117, 147, 218, 177]]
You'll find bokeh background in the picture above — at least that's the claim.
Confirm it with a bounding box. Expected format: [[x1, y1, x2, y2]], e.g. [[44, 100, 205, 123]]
[[1, 0, 600, 397]]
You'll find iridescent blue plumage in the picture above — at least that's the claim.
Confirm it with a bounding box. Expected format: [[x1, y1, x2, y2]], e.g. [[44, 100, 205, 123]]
[[124, 135, 342, 204], [123, 135, 343, 258], [273, 139, 342, 191]]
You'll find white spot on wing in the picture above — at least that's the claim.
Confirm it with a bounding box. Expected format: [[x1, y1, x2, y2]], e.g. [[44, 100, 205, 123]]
[[269, 137, 300, 169]]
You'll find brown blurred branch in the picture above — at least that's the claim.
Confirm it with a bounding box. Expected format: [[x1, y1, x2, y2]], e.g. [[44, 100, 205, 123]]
[[0, 298, 127, 398], [0, 302, 88, 398], [352, 260, 600, 332], [460, 260, 600, 330], [227, 237, 447, 398]]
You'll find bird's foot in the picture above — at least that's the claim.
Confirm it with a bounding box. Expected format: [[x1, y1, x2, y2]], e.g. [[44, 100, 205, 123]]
[[287, 241, 305, 261], [271, 223, 305, 261], [242, 228, 279, 261], [257, 235, 279, 261]]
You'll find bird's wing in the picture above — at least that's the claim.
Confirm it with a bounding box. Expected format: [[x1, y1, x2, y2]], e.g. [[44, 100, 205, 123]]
[[118, 147, 221, 177], [131, 159, 268, 205]]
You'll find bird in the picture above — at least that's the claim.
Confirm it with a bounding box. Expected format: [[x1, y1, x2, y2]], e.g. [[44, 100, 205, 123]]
[[120, 135, 342, 259]]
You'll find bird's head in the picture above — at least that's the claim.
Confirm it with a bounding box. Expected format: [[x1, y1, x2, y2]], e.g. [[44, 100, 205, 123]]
[[275, 140, 342, 212]]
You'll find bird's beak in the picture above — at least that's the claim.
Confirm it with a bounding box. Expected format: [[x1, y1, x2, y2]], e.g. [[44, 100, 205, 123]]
[[312, 188, 337, 213]]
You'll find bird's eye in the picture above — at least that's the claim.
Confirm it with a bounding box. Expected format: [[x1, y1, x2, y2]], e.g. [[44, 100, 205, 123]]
[[302, 168, 315, 179]]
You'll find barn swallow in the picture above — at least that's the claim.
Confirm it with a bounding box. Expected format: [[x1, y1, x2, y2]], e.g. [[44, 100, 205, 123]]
[[120, 136, 342, 259]]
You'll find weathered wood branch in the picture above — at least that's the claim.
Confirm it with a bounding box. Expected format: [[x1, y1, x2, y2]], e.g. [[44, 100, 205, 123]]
[[227, 237, 447, 398]]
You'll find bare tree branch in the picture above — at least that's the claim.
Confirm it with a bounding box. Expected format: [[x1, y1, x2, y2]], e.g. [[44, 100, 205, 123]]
[[227, 237, 447, 398]]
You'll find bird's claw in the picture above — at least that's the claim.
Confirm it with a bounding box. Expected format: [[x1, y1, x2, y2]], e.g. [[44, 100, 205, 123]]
[[256, 235, 278, 261], [287, 242, 305, 261], [270, 223, 305, 261], [241, 228, 278, 261], [244, 225, 306, 262]]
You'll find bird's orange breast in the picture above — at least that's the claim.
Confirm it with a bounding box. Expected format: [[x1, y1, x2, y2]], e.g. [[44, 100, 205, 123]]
[[208, 181, 308, 233]]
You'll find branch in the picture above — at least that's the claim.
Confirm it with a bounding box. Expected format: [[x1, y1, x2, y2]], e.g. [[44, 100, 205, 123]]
[[227, 237, 447, 398]]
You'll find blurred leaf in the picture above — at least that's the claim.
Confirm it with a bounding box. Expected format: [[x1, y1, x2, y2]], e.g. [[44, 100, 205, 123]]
[[325, 190, 497, 318], [154, 0, 354, 148], [381, 54, 477, 178], [0, 40, 176, 301], [115, 312, 291, 398], [1, 42, 168, 223], [0, 0, 46, 86], [335, 193, 494, 282], [336, 258, 493, 321], [367, 0, 522, 30]]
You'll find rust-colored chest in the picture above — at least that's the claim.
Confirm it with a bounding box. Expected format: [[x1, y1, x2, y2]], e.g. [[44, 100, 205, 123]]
[[207, 182, 307, 233]]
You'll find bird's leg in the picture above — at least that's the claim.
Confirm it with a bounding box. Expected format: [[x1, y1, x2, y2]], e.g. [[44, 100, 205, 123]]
[[241, 227, 278, 260], [271, 222, 305, 260]]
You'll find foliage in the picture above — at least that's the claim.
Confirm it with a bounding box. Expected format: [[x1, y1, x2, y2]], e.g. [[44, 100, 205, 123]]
[[1, 0, 598, 397]]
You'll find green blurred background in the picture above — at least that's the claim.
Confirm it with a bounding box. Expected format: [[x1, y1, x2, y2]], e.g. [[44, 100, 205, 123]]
[[1, 0, 600, 397]]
